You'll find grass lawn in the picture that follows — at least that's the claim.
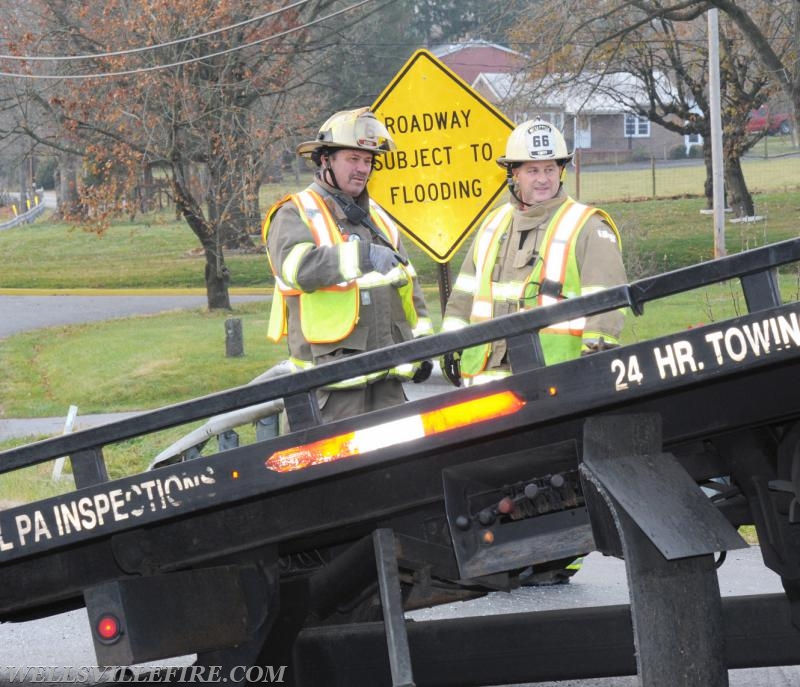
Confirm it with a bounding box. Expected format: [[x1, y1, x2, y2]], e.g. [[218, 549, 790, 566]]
[[1, 155, 799, 501]]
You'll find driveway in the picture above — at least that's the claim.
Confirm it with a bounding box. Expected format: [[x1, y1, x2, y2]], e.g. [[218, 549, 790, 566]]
[[0, 292, 268, 339]]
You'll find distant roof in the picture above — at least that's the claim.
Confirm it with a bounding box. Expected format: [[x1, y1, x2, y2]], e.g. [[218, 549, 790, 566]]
[[474, 70, 680, 115], [431, 40, 524, 59], [473, 72, 541, 104]]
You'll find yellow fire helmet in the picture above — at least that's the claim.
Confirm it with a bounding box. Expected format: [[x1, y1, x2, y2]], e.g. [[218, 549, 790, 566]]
[[496, 118, 572, 167], [296, 107, 397, 158]]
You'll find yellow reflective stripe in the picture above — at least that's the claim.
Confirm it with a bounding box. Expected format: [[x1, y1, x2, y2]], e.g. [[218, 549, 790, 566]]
[[539, 294, 557, 307], [453, 273, 477, 293], [356, 266, 408, 288], [493, 281, 526, 301], [581, 285, 606, 296], [339, 241, 360, 281], [289, 356, 396, 389], [566, 557, 583, 570], [293, 190, 339, 246], [412, 317, 434, 337], [472, 205, 514, 322], [274, 275, 301, 297], [368, 200, 400, 247], [441, 316, 468, 332], [389, 363, 416, 380], [473, 205, 512, 277], [542, 204, 581, 284], [471, 301, 493, 319], [545, 318, 586, 334], [282, 243, 314, 288], [463, 369, 511, 387], [326, 373, 381, 389]]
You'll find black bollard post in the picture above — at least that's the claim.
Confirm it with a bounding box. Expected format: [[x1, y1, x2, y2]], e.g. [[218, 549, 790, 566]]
[[225, 318, 244, 357]]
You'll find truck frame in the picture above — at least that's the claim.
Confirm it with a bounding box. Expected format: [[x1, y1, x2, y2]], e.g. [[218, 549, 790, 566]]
[[3, 238, 800, 686]]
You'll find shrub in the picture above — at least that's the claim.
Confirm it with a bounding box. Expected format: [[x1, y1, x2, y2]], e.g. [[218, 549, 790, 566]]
[[667, 144, 688, 160]]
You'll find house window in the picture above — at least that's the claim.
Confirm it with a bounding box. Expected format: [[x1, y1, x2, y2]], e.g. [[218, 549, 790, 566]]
[[624, 114, 650, 137], [538, 112, 565, 131]]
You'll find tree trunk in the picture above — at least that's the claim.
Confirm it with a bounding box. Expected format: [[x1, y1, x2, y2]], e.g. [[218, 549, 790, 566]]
[[171, 172, 232, 310], [204, 247, 232, 310], [140, 164, 155, 214], [219, 181, 254, 251], [245, 153, 263, 236], [724, 155, 755, 218], [208, 152, 256, 252], [57, 153, 82, 218], [18, 164, 28, 211]]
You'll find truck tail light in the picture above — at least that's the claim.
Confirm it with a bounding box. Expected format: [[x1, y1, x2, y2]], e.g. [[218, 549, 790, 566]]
[[266, 390, 525, 473], [95, 613, 122, 644]]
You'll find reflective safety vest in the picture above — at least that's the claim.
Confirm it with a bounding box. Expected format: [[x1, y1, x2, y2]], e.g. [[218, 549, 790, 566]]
[[262, 190, 427, 387], [460, 198, 620, 377], [262, 189, 419, 345]]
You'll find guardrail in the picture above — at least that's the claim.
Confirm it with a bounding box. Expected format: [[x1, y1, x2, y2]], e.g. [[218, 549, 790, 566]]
[[0, 196, 47, 230]]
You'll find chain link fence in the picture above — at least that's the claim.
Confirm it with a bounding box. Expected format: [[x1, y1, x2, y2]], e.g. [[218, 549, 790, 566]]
[[569, 140, 800, 206]]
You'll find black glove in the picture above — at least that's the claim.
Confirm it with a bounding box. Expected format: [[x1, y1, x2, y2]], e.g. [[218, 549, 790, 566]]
[[412, 359, 433, 383], [580, 337, 618, 356], [369, 244, 399, 274], [442, 351, 462, 387]]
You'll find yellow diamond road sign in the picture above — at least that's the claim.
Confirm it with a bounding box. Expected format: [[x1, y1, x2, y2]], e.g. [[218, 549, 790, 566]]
[[371, 49, 514, 263]]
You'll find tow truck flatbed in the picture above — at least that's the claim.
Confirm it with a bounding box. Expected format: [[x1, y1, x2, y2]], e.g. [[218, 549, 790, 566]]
[[2, 238, 800, 685]]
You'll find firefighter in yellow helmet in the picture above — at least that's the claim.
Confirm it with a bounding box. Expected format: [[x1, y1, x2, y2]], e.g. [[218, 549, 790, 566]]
[[262, 107, 433, 425], [441, 118, 627, 584]]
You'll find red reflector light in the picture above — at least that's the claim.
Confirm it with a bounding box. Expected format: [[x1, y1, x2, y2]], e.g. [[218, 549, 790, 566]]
[[96, 614, 121, 643]]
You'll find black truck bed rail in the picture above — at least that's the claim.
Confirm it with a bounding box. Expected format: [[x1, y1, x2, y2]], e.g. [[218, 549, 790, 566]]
[[0, 238, 799, 567], [2, 237, 798, 475]]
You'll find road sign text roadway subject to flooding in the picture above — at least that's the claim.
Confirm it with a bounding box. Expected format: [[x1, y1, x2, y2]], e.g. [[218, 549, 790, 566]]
[[371, 50, 514, 263]]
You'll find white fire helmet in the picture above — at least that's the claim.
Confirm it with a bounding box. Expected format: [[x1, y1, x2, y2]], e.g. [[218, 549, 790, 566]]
[[496, 118, 573, 167], [296, 107, 397, 158]]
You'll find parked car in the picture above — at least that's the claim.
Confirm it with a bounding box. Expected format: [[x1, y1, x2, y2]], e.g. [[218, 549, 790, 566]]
[[746, 106, 792, 135]]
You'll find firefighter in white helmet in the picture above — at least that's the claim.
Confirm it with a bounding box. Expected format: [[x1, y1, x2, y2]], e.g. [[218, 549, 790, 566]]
[[262, 107, 432, 425], [442, 118, 627, 384], [441, 118, 626, 584]]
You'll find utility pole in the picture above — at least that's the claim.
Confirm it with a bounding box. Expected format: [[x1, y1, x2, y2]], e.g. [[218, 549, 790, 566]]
[[708, 8, 726, 258]]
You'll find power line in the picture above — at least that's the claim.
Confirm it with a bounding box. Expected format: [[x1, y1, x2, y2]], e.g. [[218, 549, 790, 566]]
[[0, 0, 311, 62], [0, 0, 373, 80]]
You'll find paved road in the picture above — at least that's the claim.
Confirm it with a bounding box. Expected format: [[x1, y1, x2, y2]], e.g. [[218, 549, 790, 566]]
[[0, 293, 267, 340], [1, 548, 797, 685]]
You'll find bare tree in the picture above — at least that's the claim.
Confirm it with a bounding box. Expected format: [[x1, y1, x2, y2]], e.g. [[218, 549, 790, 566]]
[[505, 0, 784, 218], [630, 0, 799, 144], [1, 0, 349, 308]]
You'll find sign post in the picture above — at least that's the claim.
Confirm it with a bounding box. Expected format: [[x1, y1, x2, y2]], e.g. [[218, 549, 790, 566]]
[[370, 49, 514, 309]]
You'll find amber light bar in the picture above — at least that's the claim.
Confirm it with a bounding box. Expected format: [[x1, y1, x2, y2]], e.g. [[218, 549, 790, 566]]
[[265, 390, 526, 473]]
